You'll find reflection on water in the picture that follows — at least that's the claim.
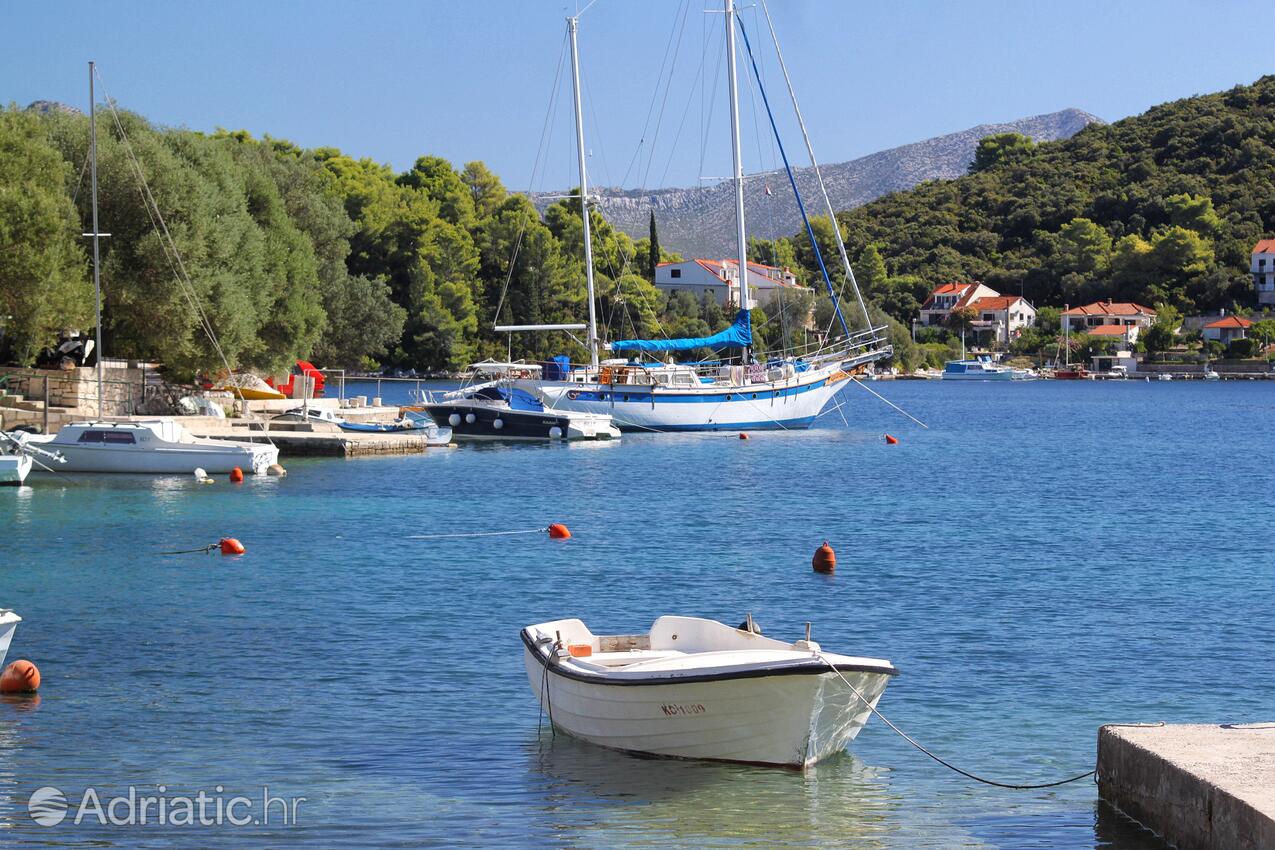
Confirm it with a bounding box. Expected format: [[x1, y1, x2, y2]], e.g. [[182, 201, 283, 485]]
[[524, 732, 901, 848]]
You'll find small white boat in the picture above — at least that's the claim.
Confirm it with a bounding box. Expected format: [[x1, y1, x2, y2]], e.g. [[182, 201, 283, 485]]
[[0, 609, 20, 668], [0, 452, 32, 487], [942, 356, 1032, 381], [522, 615, 896, 768], [1157, 373, 1173, 382], [273, 406, 452, 444], [13, 420, 278, 475]]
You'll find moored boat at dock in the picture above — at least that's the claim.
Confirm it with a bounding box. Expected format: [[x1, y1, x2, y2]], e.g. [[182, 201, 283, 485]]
[[13, 420, 278, 475]]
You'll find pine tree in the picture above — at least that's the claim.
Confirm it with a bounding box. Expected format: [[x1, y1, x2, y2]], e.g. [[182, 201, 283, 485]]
[[648, 210, 660, 280]]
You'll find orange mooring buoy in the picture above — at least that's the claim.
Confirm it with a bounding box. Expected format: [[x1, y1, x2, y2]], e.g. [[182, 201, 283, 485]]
[[219, 537, 246, 555], [739, 433, 749, 440], [547, 523, 571, 540], [229, 466, 244, 483], [812, 540, 836, 573], [0, 660, 40, 693], [884, 434, 899, 445]]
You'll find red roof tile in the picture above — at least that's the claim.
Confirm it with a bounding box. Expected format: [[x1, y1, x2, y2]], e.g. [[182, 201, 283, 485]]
[[1203, 315, 1253, 329], [1253, 239, 1275, 253], [1086, 324, 1133, 336], [967, 295, 1028, 312], [1062, 301, 1156, 317]]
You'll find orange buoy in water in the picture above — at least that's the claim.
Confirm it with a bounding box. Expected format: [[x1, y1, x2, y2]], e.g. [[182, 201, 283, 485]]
[[0, 660, 40, 693], [812, 540, 836, 573], [229, 466, 244, 483], [547, 523, 571, 540], [884, 434, 899, 445], [739, 433, 749, 440], [219, 537, 246, 555]]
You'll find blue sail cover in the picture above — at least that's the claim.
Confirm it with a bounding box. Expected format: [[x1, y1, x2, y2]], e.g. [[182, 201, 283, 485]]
[[610, 310, 751, 353]]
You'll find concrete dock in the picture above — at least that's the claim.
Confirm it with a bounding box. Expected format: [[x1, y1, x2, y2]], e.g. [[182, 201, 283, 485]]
[[1098, 723, 1275, 850]]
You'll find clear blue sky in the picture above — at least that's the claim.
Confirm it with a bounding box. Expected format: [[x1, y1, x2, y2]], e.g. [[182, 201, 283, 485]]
[[4, 1, 1271, 193]]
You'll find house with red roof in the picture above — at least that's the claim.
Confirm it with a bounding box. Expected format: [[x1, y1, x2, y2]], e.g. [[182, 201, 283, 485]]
[[1253, 239, 1275, 307], [918, 282, 999, 329], [654, 259, 811, 307], [1202, 314, 1253, 344], [918, 283, 1035, 344], [1061, 301, 1157, 338]]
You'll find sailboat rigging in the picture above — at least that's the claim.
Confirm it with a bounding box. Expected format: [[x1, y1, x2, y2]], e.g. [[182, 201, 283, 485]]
[[511, 1, 890, 431]]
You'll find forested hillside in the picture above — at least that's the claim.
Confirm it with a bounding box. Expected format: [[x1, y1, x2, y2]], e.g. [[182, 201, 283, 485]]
[[774, 76, 1275, 324]]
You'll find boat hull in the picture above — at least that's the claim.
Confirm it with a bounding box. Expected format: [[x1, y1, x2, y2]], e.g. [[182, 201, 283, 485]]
[[523, 647, 890, 768], [30, 442, 276, 474], [0, 455, 31, 486], [423, 404, 616, 442], [0, 611, 20, 669], [519, 366, 851, 432]]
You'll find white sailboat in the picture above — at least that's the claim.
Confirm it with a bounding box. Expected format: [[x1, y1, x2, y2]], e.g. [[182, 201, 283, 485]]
[[523, 615, 897, 768], [13, 420, 277, 475], [515, 2, 889, 431]]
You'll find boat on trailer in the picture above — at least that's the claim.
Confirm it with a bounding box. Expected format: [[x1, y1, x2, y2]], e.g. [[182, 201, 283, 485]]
[[523, 615, 896, 768]]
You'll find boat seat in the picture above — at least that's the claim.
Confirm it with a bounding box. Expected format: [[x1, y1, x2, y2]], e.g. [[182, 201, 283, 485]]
[[576, 650, 685, 668]]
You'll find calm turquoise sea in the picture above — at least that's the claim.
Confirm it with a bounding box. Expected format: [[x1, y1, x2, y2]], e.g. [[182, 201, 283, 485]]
[[2, 379, 1272, 848]]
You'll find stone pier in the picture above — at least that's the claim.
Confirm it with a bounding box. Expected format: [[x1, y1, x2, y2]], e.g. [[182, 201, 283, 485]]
[[1097, 723, 1275, 850]]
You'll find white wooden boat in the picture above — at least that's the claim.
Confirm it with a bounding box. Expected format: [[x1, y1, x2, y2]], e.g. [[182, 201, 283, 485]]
[[522, 615, 897, 768], [0, 610, 20, 668], [942, 356, 1033, 381], [0, 453, 32, 487], [13, 420, 278, 475]]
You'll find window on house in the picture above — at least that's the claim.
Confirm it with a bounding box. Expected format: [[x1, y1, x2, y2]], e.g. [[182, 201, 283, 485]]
[[670, 269, 681, 279]]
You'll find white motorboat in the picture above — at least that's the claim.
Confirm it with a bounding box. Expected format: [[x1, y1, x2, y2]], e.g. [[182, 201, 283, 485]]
[[0, 610, 20, 668], [0, 452, 32, 487], [13, 420, 278, 475], [415, 363, 620, 442], [522, 615, 897, 768], [273, 406, 452, 445], [942, 356, 1033, 381]]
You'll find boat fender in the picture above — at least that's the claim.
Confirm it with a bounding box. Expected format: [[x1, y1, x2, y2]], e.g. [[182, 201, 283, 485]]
[[549, 426, 563, 439], [449, 414, 461, 426], [547, 523, 571, 540], [465, 413, 476, 424], [267, 463, 287, 477], [219, 537, 246, 556], [229, 466, 244, 483], [0, 660, 40, 693], [812, 541, 836, 573], [493, 418, 504, 430]]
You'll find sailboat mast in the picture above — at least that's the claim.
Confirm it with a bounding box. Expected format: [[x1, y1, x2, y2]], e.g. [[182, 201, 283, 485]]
[[723, 0, 751, 362], [567, 16, 600, 370], [88, 61, 104, 418]]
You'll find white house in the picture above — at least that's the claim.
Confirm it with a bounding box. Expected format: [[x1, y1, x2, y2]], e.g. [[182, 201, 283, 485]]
[[918, 282, 1000, 328], [1253, 239, 1275, 307], [964, 295, 1037, 345], [1202, 315, 1252, 344], [1061, 301, 1157, 334], [654, 260, 811, 306]]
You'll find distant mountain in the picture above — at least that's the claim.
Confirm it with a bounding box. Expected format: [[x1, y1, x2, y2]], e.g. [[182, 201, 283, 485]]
[[26, 100, 83, 116], [532, 108, 1102, 258]]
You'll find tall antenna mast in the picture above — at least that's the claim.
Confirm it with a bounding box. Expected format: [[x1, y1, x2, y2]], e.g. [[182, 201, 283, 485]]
[[88, 61, 105, 418], [567, 16, 600, 369], [724, 0, 751, 363]]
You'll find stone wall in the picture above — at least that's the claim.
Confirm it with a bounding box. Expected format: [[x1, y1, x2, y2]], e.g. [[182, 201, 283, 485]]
[[7, 367, 147, 415]]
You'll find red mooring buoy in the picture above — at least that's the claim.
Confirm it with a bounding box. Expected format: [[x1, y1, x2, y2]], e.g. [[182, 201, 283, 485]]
[[884, 434, 899, 445], [547, 523, 571, 540], [0, 660, 40, 693], [219, 537, 246, 555], [739, 433, 749, 440], [229, 466, 244, 483], [812, 541, 836, 573]]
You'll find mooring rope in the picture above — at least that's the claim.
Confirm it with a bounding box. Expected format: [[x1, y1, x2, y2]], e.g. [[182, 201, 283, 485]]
[[818, 653, 1095, 790], [408, 528, 549, 540], [157, 543, 220, 556], [850, 379, 930, 429]]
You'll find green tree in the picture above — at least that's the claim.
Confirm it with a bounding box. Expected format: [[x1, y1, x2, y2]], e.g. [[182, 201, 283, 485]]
[[647, 210, 660, 280], [0, 107, 91, 364], [969, 132, 1036, 173]]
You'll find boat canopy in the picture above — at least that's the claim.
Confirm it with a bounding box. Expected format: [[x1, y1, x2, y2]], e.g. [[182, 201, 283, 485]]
[[609, 310, 752, 353]]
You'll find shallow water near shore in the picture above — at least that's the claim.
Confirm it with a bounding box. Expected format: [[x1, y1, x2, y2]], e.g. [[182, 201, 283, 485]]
[[2, 379, 1271, 848]]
